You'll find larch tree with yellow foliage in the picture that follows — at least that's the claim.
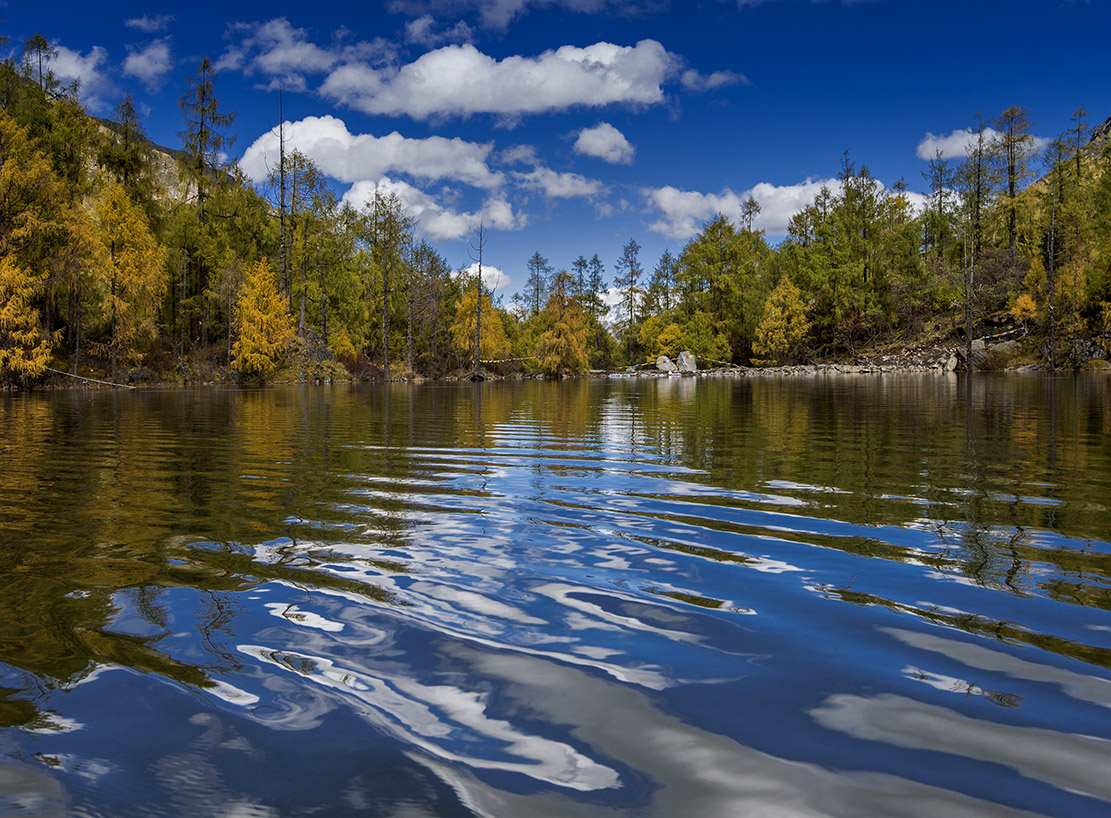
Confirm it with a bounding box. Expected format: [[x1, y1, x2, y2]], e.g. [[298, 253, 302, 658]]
[[232, 259, 295, 381], [536, 270, 589, 376], [0, 109, 75, 383], [450, 285, 509, 367], [94, 181, 167, 379], [0, 257, 54, 381], [753, 275, 811, 366]]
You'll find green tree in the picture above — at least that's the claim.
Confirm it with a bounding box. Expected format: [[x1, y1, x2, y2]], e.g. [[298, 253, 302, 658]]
[[524, 250, 552, 317], [613, 238, 643, 360], [992, 106, 1035, 254], [178, 56, 236, 352]]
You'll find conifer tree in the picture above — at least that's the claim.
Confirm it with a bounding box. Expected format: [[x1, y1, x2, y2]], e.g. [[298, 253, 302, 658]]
[[178, 56, 236, 351], [613, 238, 643, 359], [536, 270, 589, 376], [450, 284, 508, 363], [524, 251, 552, 317], [0, 257, 54, 382], [753, 275, 811, 366], [232, 259, 294, 380], [94, 182, 167, 378]]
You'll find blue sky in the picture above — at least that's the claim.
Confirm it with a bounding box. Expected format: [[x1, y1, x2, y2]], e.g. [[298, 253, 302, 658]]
[[3, 0, 1110, 297]]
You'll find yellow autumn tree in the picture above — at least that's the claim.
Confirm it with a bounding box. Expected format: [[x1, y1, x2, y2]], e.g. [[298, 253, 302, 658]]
[[93, 181, 167, 379], [232, 259, 295, 380], [0, 257, 55, 381], [536, 270, 589, 376], [0, 109, 75, 383], [753, 275, 811, 366], [638, 314, 685, 360], [450, 286, 509, 365]]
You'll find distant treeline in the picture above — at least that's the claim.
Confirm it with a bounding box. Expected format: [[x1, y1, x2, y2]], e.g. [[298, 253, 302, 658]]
[[2, 32, 1110, 386]]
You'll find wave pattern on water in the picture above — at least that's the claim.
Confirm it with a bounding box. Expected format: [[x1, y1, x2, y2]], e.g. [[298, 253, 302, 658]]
[[2, 378, 1111, 817]]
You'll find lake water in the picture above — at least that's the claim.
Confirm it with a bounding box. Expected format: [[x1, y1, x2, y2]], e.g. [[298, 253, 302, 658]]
[[2, 375, 1110, 817]]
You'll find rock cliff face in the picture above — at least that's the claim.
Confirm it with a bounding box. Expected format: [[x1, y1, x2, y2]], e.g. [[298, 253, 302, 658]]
[[1090, 114, 1111, 146]]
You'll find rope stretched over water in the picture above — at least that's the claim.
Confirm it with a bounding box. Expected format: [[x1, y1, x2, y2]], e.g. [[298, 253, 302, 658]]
[[478, 356, 537, 364], [46, 367, 137, 389]]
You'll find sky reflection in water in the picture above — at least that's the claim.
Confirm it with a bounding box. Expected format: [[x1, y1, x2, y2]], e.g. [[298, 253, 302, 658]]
[[1, 376, 1110, 817]]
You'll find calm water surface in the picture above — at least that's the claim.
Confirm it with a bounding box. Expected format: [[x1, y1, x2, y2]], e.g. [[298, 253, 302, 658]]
[[2, 375, 1110, 817]]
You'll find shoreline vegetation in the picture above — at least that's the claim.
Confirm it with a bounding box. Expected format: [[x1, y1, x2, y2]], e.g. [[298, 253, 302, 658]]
[[25, 336, 1111, 392], [3, 38, 1111, 391]]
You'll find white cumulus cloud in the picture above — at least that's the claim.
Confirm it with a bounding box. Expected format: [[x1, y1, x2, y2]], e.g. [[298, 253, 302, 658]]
[[916, 127, 1051, 160], [49, 45, 114, 112], [514, 166, 604, 198], [645, 178, 928, 241], [461, 261, 512, 292], [643, 180, 836, 240], [123, 39, 173, 91], [320, 39, 677, 120], [342, 178, 522, 242], [240, 115, 504, 189], [573, 122, 635, 164]]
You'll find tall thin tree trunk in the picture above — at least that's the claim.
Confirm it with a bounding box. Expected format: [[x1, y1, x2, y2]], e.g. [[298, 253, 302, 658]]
[[278, 90, 288, 300], [1048, 177, 1058, 371], [407, 276, 414, 374], [299, 252, 306, 336], [320, 262, 328, 345], [382, 258, 390, 380]]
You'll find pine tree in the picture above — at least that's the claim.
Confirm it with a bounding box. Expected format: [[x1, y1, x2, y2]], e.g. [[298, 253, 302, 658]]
[[178, 56, 236, 352], [613, 238, 643, 359], [992, 106, 1035, 253], [524, 251, 552, 317]]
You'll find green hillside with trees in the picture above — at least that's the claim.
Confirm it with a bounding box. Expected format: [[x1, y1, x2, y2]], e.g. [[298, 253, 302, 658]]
[[2, 31, 1110, 387]]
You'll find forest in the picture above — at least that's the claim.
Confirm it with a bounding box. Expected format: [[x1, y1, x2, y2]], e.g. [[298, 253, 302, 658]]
[[2, 33, 1111, 387]]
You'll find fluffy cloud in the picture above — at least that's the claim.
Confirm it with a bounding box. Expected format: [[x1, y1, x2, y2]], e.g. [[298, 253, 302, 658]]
[[573, 122, 635, 164], [514, 166, 604, 198], [916, 127, 1051, 160], [461, 261, 512, 292], [643, 179, 836, 240], [342, 178, 522, 242], [320, 39, 676, 120], [123, 39, 173, 91], [125, 15, 174, 33], [645, 178, 928, 240], [49, 45, 114, 111], [240, 115, 504, 189], [217, 18, 392, 92], [680, 69, 749, 91]]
